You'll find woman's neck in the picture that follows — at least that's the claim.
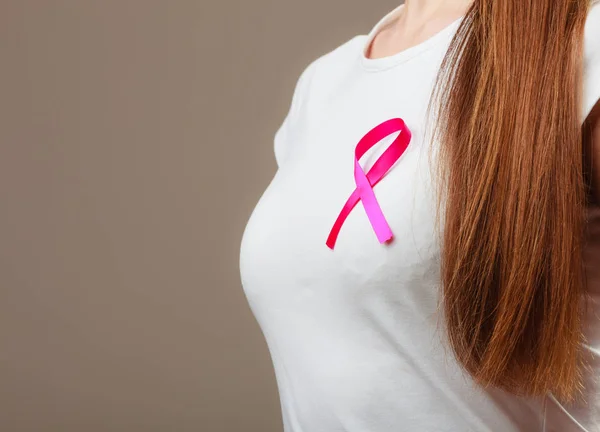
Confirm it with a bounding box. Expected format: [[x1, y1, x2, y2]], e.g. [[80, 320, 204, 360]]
[[396, 0, 472, 31]]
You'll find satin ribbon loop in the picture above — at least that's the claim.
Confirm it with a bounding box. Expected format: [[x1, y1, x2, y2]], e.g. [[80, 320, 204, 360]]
[[326, 118, 412, 250]]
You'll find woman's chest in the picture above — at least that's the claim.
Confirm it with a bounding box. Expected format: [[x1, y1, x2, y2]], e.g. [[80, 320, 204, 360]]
[[240, 85, 445, 307]]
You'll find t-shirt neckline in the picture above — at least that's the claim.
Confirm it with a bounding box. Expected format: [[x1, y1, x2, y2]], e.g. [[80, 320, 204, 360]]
[[359, 4, 465, 72]]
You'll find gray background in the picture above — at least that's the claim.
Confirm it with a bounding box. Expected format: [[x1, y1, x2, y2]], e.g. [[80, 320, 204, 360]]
[[0, 1, 400, 431]]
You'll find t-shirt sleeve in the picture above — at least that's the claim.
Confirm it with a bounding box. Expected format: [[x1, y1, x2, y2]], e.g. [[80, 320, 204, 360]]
[[583, 1, 600, 120], [273, 58, 318, 169]]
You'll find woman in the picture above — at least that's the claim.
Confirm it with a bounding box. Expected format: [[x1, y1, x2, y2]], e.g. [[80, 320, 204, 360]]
[[239, 0, 600, 430]]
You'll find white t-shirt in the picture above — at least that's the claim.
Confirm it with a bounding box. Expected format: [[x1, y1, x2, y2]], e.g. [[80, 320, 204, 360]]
[[239, 3, 600, 431]]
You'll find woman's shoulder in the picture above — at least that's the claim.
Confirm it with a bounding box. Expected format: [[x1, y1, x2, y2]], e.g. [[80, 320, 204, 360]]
[[586, 1, 600, 35], [586, 1, 600, 47], [297, 34, 366, 88], [584, 1, 600, 119], [271, 34, 367, 167], [281, 34, 367, 117]]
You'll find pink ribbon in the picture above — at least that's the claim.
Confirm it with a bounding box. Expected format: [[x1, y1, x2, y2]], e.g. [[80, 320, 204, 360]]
[[326, 118, 412, 250]]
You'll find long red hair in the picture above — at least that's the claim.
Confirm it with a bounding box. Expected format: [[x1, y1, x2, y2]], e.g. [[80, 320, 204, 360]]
[[428, 0, 594, 403]]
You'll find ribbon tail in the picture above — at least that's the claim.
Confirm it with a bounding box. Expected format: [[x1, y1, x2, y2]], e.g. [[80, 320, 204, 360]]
[[326, 188, 362, 249]]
